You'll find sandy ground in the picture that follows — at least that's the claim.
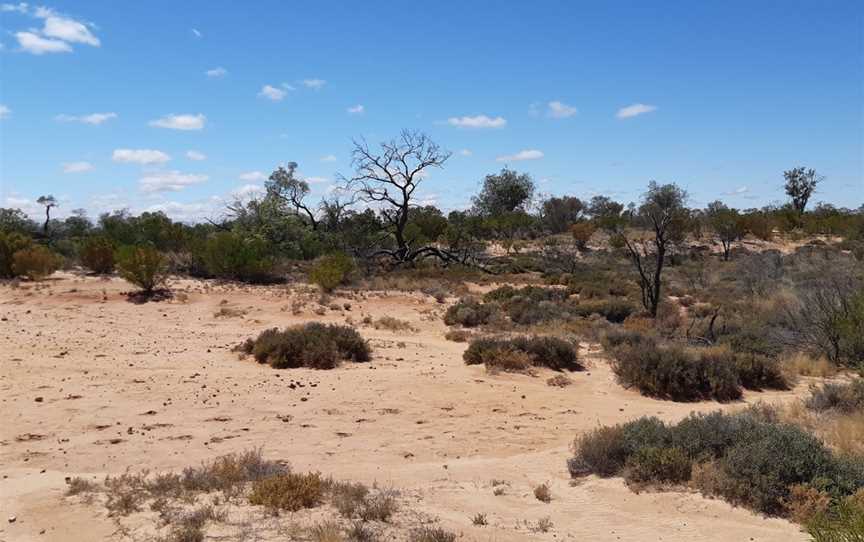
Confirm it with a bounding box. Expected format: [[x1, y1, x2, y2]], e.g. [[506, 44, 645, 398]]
[[0, 272, 813, 541]]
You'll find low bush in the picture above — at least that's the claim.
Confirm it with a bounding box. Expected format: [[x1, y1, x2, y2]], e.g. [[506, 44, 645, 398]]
[[463, 335, 581, 372], [0, 231, 32, 278], [408, 526, 457, 542], [443, 298, 498, 327], [80, 237, 115, 274], [116, 245, 167, 293], [572, 298, 636, 323], [482, 285, 567, 304], [236, 323, 371, 369], [570, 411, 862, 520], [806, 492, 864, 541], [806, 380, 864, 414], [248, 472, 324, 512], [12, 245, 60, 280], [199, 232, 275, 282], [309, 252, 354, 292]]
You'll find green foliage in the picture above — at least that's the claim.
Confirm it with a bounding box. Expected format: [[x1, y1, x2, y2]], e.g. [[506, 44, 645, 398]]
[[625, 446, 691, 484], [80, 236, 115, 274], [12, 245, 61, 280], [116, 245, 167, 293], [0, 231, 33, 278], [200, 231, 275, 282], [541, 195, 585, 233], [309, 252, 354, 292], [463, 335, 581, 372], [806, 494, 864, 542], [237, 323, 370, 369], [472, 168, 535, 216]]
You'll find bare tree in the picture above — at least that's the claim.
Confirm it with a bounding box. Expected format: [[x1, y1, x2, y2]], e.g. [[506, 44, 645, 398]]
[[621, 182, 689, 317], [344, 130, 453, 263], [266, 163, 319, 230], [36, 195, 57, 234], [784, 167, 823, 214]]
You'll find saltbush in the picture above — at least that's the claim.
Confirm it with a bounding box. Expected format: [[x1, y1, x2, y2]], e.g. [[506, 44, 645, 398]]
[[443, 298, 498, 327], [237, 323, 370, 369], [625, 446, 691, 484], [200, 232, 275, 282], [248, 472, 324, 512], [806, 380, 864, 414], [12, 245, 60, 280], [0, 231, 32, 278], [80, 237, 115, 274], [116, 245, 167, 293], [463, 335, 581, 372]]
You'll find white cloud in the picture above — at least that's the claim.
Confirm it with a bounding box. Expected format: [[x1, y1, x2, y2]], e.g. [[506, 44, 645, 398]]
[[305, 176, 329, 184], [723, 186, 750, 196], [1, 3, 29, 14], [144, 200, 212, 222], [112, 149, 171, 165], [149, 113, 206, 130], [41, 14, 99, 46], [15, 31, 71, 54], [302, 78, 326, 90], [139, 171, 208, 193], [206, 67, 227, 78], [496, 149, 544, 162], [447, 115, 507, 129], [347, 104, 364, 114], [547, 100, 577, 118], [320, 154, 337, 163], [186, 150, 206, 161], [259, 85, 286, 101], [616, 103, 657, 119], [0, 105, 9, 119], [231, 184, 265, 199], [459, 149, 472, 157], [55, 112, 117, 125], [62, 161, 93, 173], [191, 28, 202, 38], [239, 171, 267, 182]]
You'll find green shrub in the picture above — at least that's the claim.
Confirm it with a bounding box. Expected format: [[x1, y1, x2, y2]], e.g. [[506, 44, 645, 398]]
[[443, 298, 498, 327], [12, 245, 60, 280], [572, 298, 636, 323], [806, 493, 864, 542], [733, 353, 789, 391], [570, 425, 627, 477], [200, 232, 275, 282], [463, 335, 581, 372], [116, 245, 167, 293], [248, 472, 324, 512], [0, 231, 32, 278], [483, 285, 566, 304], [237, 323, 370, 369], [309, 252, 354, 292], [80, 237, 115, 274], [624, 447, 691, 485]]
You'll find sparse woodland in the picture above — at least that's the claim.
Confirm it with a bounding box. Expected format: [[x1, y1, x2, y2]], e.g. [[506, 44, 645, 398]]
[[3, 132, 864, 541]]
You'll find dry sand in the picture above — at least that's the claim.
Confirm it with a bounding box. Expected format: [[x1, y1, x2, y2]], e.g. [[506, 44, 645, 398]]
[[1, 272, 813, 541]]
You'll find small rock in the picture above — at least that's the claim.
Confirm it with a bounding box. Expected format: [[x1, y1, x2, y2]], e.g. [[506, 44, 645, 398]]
[[8, 515, 16, 523], [34, 397, 43, 403]]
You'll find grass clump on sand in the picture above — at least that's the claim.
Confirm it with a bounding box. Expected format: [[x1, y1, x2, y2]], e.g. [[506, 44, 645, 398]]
[[236, 322, 371, 369]]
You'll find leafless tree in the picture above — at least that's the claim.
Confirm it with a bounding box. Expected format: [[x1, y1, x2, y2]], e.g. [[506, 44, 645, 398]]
[[343, 130, 457, 263]]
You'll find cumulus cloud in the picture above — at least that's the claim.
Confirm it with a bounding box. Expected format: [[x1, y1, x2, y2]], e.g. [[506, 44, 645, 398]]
[[302, 78, 326, 90], [259, 85, 286, 101], [55, 112, 117, 125], [616, 103, 657, 119], [459, 149, 472, 156], [139, 170, 208, 193], [496, 149, 544, 162], [320, 154, 337, 163], [149, 113, 206, 131], [113, 149, 170, 165], [206, 67, 227, 77], [186, 150, 206, 161], [447, 115, 506, 129], [239, 171, 267, 182], [62, 161, 93, 173], [231, 184, 265, 199], [0, 104, 9, 119], [547, 100, 577, 118], [347, 104, 364, 114], [15, 31, 71, 54], [10, 6, 100, 54]]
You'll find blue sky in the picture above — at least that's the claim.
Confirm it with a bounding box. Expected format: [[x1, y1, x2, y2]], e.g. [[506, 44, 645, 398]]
[[1, 1, 862, 221]]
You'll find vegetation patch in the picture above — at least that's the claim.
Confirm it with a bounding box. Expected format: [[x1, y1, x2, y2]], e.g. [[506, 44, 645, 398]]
[[463, 335, 581, 372], [236, 323, 371, 369]]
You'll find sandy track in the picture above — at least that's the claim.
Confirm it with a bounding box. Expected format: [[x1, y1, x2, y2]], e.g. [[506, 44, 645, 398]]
[[1, 273, 809, 541]]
